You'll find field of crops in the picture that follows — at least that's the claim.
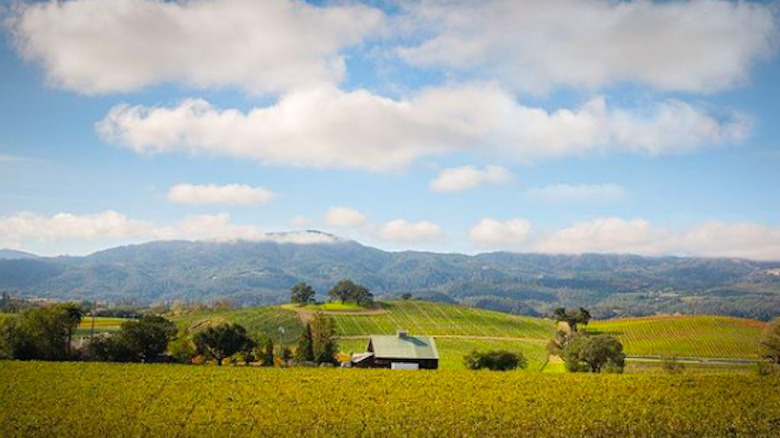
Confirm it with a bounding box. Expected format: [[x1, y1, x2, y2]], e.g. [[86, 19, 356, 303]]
[[172, 306, 303, 344], [588, 315, 765, 358], [2, 361, 779, 437], [74, 317, 129, 337], [328, 301, 554, 339]]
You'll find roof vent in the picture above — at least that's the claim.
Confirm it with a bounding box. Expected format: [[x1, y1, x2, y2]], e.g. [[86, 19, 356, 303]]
[[397, 330, 409, 338]]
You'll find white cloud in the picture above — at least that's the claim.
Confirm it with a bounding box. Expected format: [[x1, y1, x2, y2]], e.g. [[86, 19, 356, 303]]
[[168, 183, 275, 206], [98, 85, 748, 171], [325, 207, 367, 228], [526, 184, 627, 203], [533, 217, 780, 261], [0, 210, 340, 254], [398, 0, 777, 94], [379, 219, 443, 243], [469, 218, 531, 248], [8, 0, 384, 95], [430, 165, 511, 192]]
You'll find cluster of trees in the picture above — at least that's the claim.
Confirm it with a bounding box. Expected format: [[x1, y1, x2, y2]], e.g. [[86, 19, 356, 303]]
[[295, 312, 338, 365], [290, 279, 374, 307], [464, 350, 527, 371], [0, 303, 83, 361], [548, 307, 625, 373], [759, 317, 780, 375], [83, 316, 177, 362]]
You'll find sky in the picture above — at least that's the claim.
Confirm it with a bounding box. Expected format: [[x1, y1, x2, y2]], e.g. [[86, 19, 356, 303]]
[[0, 0, 779, 260]]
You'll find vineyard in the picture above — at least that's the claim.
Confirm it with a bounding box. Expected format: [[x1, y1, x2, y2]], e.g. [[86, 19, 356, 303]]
[[2, 361, 779, 437], [326, 301, 554, 339], [588, 315, 765, 358], [172, 306, 304, 344]]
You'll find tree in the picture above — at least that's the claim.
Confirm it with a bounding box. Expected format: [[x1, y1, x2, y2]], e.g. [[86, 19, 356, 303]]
[[464, 350, 527, 371], [118, 315, 177, 362], [82, 334, 135, 362], [295, 323, 314, 362], [262, 338, 275, 367], [290, 282, 316, 305], [327, 279, 373, 306], [562, 334, 625, 373], [311, 312, 337, 365], [760, 317, 780, 364], [401, 293, 413, 300], [193, 323, 254, 366], [0, 304, 83, 361], [553, 307, 591, 333]]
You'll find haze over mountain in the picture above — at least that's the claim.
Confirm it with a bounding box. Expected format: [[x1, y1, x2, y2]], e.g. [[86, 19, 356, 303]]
[[1, 231, 778, 320]]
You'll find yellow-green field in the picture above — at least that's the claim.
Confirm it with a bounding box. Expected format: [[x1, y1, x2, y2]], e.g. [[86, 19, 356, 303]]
[[74, 317, 130, 337], [2, 361, 779, 437], [172, 306, 304, 344], [588, 315, 765, 358], [328, 300, 555, 338]]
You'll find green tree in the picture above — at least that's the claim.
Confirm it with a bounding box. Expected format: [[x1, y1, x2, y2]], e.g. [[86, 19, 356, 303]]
[[760, 317, 780, 364], [0, 304, 83, 361], [401, 293, 413, 300], [82, 334, 135, 362], [327, 279, 373, 305], [118, 315, 177, 362], [562, 334, 625, 373], [290, 282, 316, 305], [262, 338, 275, 367], [464, 350, 527, 371], [552, 307, 591, 333], [311, 312, 337, 365], [295, 323, 314, 362], [193, 323, 254, 366]]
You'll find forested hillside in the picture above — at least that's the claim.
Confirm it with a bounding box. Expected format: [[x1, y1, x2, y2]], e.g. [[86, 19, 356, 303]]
[[1, 232, 779, 319]]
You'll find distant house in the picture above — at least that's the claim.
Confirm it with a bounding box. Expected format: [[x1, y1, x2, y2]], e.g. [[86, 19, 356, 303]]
[[352, 331, 439, 369]]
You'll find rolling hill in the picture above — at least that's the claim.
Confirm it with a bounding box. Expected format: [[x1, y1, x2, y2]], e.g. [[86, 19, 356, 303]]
[[171, 301, 767, 370], [1, 233, 780, 319]]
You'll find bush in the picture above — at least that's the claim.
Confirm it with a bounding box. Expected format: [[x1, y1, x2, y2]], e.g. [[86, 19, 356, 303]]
[[661, 354, 686, 374], [464, 350, 527, 371]]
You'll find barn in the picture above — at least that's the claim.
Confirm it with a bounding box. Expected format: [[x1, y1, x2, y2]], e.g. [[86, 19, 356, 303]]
[[352, 331, 439, 369]]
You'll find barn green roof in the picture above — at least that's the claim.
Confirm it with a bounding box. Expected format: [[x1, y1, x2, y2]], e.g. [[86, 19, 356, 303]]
[[368, 333, 439, 360]]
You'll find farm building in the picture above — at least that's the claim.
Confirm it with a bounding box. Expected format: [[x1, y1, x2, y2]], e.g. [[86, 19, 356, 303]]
[[351, 331, 439, 369]]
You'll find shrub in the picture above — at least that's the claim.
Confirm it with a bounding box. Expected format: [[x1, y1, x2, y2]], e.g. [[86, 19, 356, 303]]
[[464, 350, 527, 371]]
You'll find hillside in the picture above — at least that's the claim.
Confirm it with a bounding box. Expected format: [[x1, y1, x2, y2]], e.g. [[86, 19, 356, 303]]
[[171, 301, 767, 370], [1, 234, 779, 319], [588, 316, 765, 359]]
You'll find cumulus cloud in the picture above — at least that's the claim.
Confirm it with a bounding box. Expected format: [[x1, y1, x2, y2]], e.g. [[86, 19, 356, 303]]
[[526, 184, 627, 203], [533, 218, 780, 261], [0, 210, 340, 253], [398, 0, 777, 94], [430, 165, 512, 192], [8, 0, 384, 95], [378, 219, 443, 243], [469, 218, 532, 248], [97, 85, 748, 171], [325, 207, 367, 228], [167, 183, 275, 206]]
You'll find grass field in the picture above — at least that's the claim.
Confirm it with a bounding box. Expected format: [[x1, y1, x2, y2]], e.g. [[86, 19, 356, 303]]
[[283, 301, 367, 312], [588, 315, 765, 359], [2, 361, 779, 437], [172, 306, 304, 344], [328, 300, 555, 339], [74, 317, 130, 337]]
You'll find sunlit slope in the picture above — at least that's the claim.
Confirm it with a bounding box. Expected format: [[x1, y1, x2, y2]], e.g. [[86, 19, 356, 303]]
[[588, 315, 765, 358], [172, 306, 304, 344], [329, 300, 555, 339]]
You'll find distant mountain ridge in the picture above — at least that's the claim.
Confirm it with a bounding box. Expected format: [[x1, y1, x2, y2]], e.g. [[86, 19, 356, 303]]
[[0, 249, 38, 260], [1, 232, 779, 319]]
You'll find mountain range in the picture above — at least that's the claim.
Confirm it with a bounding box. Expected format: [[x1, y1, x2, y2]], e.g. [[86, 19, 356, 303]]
[[1, 231, 779, 319]]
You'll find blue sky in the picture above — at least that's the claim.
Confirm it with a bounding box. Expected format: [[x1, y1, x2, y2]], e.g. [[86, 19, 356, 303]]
[[0, 0, 779, 260]]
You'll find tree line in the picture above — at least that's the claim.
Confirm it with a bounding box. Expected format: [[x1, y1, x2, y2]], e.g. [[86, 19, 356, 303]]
[[290, 279, 374, 306], [0, 303, 340, 367]]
